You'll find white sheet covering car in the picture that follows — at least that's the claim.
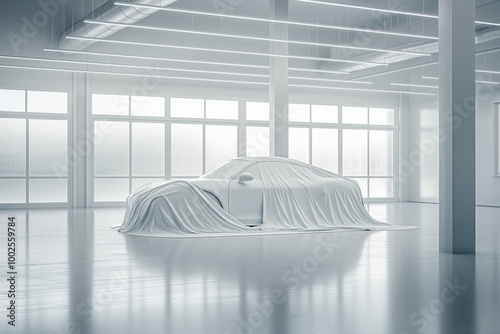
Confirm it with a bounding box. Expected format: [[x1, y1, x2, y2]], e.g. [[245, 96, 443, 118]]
[[117, 157, 413, 237]]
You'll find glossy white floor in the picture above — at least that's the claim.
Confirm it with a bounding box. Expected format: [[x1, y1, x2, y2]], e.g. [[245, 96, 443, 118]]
[[1, 203, 499, 334]]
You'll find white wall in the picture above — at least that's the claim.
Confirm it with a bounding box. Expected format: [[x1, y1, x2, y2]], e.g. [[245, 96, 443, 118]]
[[407, 95, 439, 203], [406, 86, 500, 207], [476, 87, 500, 207]]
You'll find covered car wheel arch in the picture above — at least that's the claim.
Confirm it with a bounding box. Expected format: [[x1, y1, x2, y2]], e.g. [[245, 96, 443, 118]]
[[203, 190, 223, 208]]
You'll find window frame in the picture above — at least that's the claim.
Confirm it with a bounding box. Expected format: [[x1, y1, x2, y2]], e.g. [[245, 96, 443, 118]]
[[244, 101, 270, 158], [90, 94, 168, 206], [89, 95, 264, 206], [288, 104, 398, 201], [0, 89, 72, 208]]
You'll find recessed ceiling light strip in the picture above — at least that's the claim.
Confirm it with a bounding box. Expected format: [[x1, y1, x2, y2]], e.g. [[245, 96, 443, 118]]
[[391, 83, 438, 89], [422, 76, 500, 85], [471, 80, 499, 85], [0, 55, 374, 84], [295, 1, 500, 28], [44, 47, 271, 70], [85, 19, 430, 57], [296, 0, 438, 19], [44, 47, 273, 71], [290, 83, 436, 96], [0, 64, 268, 85], [288, 67, 348, 75], [476, 69, 500, 75], [0, 62, 368, 85], [113, 2, 438, 40], [66, 36, 390, 66], [44, 48, 351, 74], [290, 76, 372, 84], [475, 20, 500, 27], [0, 64, 435, 95], [0, 55, 268, 78]]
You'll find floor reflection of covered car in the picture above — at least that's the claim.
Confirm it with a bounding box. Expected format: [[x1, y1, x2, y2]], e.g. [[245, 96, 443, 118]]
[[189, 157, 364, 226]]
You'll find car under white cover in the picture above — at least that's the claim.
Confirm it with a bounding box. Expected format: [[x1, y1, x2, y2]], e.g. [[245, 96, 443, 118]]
[[117, 157, 414, 237]]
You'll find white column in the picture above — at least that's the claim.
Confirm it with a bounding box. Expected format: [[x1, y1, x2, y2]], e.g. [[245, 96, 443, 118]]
[[439, 0, 476, 253], [269, 0, 289, 157]]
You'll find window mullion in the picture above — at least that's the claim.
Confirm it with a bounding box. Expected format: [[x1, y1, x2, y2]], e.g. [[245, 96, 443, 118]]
[[338, 106, 343, 176], [128, 95, 132, 194], [25, 92, 29, 204], [239, 100, 246, 157], [367, 129, 371, 199]]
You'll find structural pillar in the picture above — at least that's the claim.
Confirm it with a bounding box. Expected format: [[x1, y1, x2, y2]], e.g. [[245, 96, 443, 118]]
[[269, 0, 289, 157], [439, 0, 476, 253]]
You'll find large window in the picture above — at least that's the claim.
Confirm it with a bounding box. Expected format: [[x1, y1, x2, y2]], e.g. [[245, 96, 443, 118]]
[[170, 98, 240, 177], [92, 94, 166, 202], [90, 95, 396, 203], [0, 89, 69, 205], [91, 95, 253, 203], [246, 102, 270, 157], [1, 87, 397, 205], [288, 104, 396, 199]]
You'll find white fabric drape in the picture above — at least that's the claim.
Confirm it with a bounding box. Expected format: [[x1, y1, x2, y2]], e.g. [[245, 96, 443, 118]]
[[118, 161, 412, 237], [118, 181, 252, 236], [258, 161, 388, 230]]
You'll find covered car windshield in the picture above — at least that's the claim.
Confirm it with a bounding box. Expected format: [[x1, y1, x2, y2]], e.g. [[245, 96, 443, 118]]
[[201, 160, 252, 179]]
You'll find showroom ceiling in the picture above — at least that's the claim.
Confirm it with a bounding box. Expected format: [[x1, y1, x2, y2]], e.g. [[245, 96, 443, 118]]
[[2, 0, 500, 94]]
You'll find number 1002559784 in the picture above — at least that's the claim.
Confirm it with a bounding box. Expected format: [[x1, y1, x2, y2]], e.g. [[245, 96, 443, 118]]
[[7, 216, 17, 327], [7, 216, 16, 270]]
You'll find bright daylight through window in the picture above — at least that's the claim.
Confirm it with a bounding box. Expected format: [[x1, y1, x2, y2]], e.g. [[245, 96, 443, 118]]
[[0, 91, 397, 204], [0, 89, 68, 204], [288, 105, 396, 199]]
